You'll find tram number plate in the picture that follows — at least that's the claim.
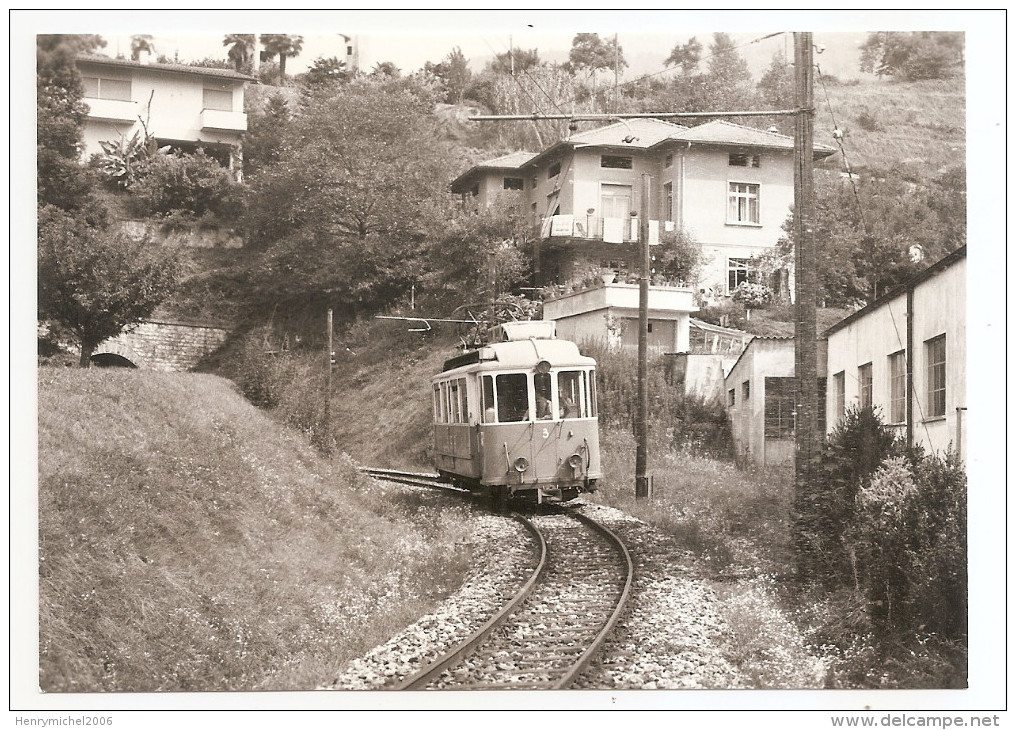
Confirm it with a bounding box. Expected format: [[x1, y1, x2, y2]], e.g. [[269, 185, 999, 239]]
[[541, 427, 550, 439]]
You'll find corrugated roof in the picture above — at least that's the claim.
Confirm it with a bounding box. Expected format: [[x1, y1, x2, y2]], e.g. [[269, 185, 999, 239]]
[[661, 119, 837, 158], [76, 54, 254, 81]]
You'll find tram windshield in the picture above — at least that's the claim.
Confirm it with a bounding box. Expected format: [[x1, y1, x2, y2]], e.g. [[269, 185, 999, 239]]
[[558, 370, 596, 419], [495, 373, 528, 422]]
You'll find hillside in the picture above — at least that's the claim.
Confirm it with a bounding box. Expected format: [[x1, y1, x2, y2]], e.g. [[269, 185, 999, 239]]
[[37, 368, 478, 691], [813, 76, 965, 178]]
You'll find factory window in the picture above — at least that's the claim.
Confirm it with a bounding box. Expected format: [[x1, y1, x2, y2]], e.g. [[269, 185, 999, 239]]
[[728, 182, 760, 224], [833, 371, 846, 422], [729, 152, 760, 168], [601, 155, 633, 169], [548, 161, 561, 179], [81, 75, 132, 101], [764, 377, 795, 439], [203, 84, 233, 112], [888, 350, 907, 424], [926, 335, 946, 417], [728, 388, 736, 407], [503, 177, 524, 190], [858, 362, 873, 409], [664, 153, 673, 168], [742, 380, 750, 404]]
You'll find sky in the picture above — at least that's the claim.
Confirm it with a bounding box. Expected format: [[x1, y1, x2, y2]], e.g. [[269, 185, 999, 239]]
[[19, 8, 982, 81]]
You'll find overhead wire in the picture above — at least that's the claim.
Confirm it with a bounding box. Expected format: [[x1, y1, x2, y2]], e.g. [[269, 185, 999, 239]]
[[814, 63, 935, 447]]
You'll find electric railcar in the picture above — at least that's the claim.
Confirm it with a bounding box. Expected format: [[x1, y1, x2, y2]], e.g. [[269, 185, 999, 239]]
[[432, 320, 601, 504]]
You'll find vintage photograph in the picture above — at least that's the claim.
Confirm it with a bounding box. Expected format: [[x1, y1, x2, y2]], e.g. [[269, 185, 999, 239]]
[[13, 7, 1005, 721]]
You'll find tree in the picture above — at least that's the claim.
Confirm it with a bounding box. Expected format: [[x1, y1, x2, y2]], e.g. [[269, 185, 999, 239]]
[[424, 47, 472, 105], [568, 33, 626, 75], [860, 32, 964, 81], [489, 47, 540, 75], [261, 34, 304, 82], [37, 35, 95, 211], [223, 33, 255, 73], [301, 56, 348, 90], [370, 60, 401, 78], [130, 34, 155, 61], [244, 79, 454, 316], [38, 205, 180, 367], [240, 91, 291, 179], [664, 36, 702, 74], [701, 32, 756, 111]]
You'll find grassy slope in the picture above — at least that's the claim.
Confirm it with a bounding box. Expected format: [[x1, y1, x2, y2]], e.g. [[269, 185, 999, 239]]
[[38, 368, 476, 692], [815, 76, 965, 176]]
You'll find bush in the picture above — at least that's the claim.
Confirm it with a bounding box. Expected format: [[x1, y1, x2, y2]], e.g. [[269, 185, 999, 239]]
[[131, 151, 243, 222], [793, 406, 900, 586]]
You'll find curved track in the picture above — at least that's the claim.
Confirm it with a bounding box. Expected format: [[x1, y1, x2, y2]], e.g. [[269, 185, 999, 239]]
[[362, 468, 633, 691]]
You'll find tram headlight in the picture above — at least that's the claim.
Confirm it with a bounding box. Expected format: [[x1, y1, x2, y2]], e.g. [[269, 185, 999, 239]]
[[514, 457, 530, 473], [535, 360, 551, 374], [568, 453, 584, 469]]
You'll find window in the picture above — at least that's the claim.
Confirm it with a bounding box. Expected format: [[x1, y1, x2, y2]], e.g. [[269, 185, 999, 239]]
[[727, 258, 750, 293], [742, 380, 750, 403], [470, 184, 480, 197], [662, 181, 673, 221], [433, 384, 443, 422], [503, 177, 524, 190], [926, 335, 946, 417], [858, 362, 873, 409], [81, 75, 132, 101], [601, 155, 633, 169], [346, 45, 354, 56], [558, 370, 593, 419], [729, 152, 760, 168], [764, 377, 796, 439], [728, 388, 736, 407], [888, 350, 907, 424], [203, 85, 233, 112], [495, 373, 529, 422], [534, 372, 553, 419], [600, 183, 633, 219], [444, 378, 468, 423], [833, 371, 846, 421], [548, 161, 561, 179], [728, 182, 760, 224], [530, 176, 537, 189], [481, 375, 496, 423], [664, 153, 673, 168]]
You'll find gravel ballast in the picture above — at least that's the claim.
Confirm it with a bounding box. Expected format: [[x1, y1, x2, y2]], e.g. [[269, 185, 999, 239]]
[[328, 491, 748, 691]]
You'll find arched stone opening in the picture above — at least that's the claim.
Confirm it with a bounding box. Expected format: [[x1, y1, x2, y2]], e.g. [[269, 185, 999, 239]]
[[91, 353, 139, 368]]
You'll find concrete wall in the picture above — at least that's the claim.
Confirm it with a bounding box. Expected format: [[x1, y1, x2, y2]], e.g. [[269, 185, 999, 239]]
[[94, 321, 230, 372], [824, 255, 966, 459], [725, 338, 796, 467]]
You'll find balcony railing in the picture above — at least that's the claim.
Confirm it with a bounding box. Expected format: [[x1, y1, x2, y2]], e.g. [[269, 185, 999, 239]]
[[537, 214, 675, 244]]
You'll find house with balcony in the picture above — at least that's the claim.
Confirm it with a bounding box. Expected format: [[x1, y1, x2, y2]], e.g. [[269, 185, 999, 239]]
[[75, 55, 251, 179], [450, 117, 835, 294]]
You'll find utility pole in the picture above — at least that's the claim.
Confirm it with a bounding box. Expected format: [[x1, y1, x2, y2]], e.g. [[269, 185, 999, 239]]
[[324, 308, 333, 451], [635, 173, 651, 500], [793, 33, 819, 478]]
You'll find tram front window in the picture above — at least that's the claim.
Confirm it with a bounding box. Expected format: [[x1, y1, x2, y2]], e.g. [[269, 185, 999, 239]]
[[495, 373, 529, 422], [558, 370, 588, 419], [534, 372, 553, 419]]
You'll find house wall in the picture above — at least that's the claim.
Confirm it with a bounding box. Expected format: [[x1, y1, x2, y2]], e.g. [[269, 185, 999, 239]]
[[78, 63, 246, 160], [569, 147, 658, 220], [677, 147, 795, 294], [823, 256, 965, 460], [725, 338, 796, 467]]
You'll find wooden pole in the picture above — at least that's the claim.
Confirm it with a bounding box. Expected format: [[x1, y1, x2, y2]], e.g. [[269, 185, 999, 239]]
[[793, 33, 819, 478], [635, 173, 651, 500], [324, 308, 333, 451]]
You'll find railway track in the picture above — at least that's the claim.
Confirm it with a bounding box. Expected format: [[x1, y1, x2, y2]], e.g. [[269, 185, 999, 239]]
[[361, 466, 634, 690]]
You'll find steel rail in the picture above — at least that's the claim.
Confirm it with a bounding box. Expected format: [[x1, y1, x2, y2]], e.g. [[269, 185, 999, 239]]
[[549, 507, 635, 689], [394, 513, 548, 690]]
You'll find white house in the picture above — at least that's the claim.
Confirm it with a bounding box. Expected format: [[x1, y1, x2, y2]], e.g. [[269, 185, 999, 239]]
[[75, 55, 251, 179], [824, 246, 966, 460]]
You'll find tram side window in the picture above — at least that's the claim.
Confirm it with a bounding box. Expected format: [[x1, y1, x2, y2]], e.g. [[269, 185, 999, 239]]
[[481, 375, 496, 423], [447, 381, 461, 423], [588, 369, 598, 417], [496, 373, 529, 422], [534, 372, 553, 419], [457, 378, 468, 422], [433, 384, 441, 422], [558, 370, 587, 418]]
